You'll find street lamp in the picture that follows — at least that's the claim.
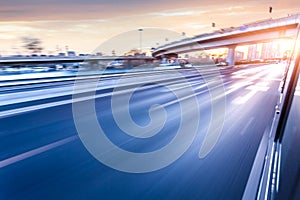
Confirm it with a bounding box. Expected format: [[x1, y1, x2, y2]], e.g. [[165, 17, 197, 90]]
[[138, 28, 143, 53]]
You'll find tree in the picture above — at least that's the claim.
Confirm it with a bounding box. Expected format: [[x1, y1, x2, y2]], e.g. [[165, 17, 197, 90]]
[[21, 36, 43, 54]]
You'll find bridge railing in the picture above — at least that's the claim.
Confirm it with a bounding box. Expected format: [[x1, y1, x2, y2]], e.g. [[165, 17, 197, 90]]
[[153, 13, 300, 53]]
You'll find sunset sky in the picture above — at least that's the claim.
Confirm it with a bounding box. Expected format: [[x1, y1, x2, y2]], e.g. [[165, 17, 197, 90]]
[[0, 0, 299, 55]]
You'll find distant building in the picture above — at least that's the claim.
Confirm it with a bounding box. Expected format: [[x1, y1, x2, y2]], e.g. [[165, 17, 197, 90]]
[[261, 43, 274, 59], [247, 44, 259, 60]]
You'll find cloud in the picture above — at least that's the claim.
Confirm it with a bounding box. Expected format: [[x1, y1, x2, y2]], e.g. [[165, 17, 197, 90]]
[[0, 25, 37, 32], [0, 0, 265, 21], [185, 23, 211, 30], [1, 0, 298, 22], [151, 11, 196, 17], [0, 33, 15, 39]]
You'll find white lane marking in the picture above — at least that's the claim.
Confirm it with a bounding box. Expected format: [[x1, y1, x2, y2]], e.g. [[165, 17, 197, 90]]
[[0, 80, 172, 118], [0, 135, 78, 168], [246, 85, 269, 92], [0, 76, 232, 119], [0, 88, 126, 118], [232, 82, 270, 105], [213, 81, 252, 101], [233, 90, 258, 105], [152, 80, 232, 110], [0, 99, 73, 118], [225, 82, 252, 95], [0, 68, 185, 87], [0, 72, 198, 106], [0, 82, 100, 106], [240, 117, 254, 135], [159, 79, 211, 93], [232, 66, 270, 79]]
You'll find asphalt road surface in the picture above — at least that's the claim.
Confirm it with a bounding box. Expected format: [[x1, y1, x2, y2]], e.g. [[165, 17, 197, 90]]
[[0, 64, 285, 200]]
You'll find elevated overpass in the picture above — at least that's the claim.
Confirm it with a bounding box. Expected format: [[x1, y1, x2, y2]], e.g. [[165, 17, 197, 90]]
[[152, 14, 300, 66]]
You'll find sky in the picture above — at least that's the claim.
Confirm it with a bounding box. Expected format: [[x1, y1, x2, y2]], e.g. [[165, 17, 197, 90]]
[[0, 0, 299, 55]]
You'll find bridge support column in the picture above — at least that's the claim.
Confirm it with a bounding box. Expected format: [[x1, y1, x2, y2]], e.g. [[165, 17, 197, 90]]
[[226, 45, 236, 66]]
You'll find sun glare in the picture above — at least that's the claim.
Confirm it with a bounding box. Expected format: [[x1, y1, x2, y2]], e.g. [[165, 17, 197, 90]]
[[273, 39, 294, 57]]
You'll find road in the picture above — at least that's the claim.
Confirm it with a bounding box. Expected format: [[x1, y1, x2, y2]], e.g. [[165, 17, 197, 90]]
[[0, 64, 284, 200]]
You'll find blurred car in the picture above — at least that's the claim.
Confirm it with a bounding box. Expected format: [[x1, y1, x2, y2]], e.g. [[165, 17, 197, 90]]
[[216, 61, 228, 66], [106, 60, 126, 69]]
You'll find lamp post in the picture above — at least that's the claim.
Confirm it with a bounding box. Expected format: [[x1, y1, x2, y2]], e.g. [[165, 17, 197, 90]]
[[138, 28, 143, 53]]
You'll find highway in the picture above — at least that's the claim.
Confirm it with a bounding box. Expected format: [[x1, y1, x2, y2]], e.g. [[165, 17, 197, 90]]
[[0, 64, 285, 200]]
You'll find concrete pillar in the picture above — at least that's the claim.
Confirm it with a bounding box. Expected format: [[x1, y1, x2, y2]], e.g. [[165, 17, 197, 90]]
[[226, 45, 236, 66]]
